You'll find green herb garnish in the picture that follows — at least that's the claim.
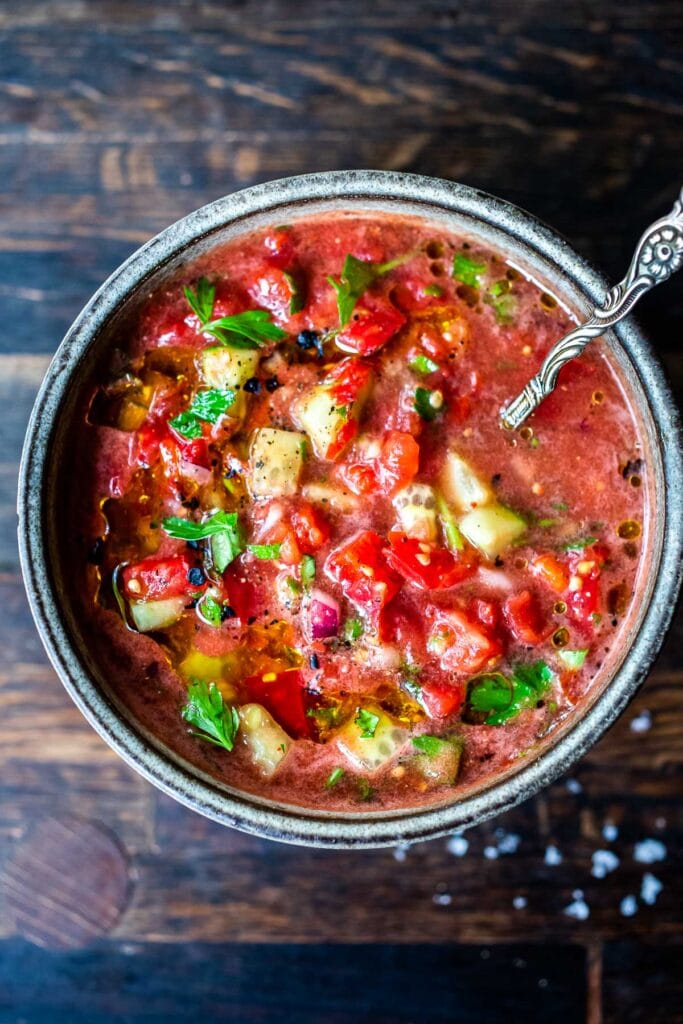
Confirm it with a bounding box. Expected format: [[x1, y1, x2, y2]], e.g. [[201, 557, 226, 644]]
[[452, 252, 486, 287], [325, 767, 345, 789], [412, 735, 448, 756], [357, 778, 375, 801], [183, 277, 216, 325], [307, 706, 340, 727], [327, 252, 410, 327], [486, 292, 517, 325], [355, 707, 380, 738], [414, 386, 444, 422], [181, 679, 239, 751], [300, 554, 316, 586], [169, 387, 237, 438], [162, 511, 245, 573], [537, 518, 556, 528], [410, 353, 440, 375], [343, 617, 363, 642], [196, 592, 223, 628], [286, 577, 302, 595], [466, 661, 553, 726], [562, 537, 597, 551], [247, 543, 282, 560]]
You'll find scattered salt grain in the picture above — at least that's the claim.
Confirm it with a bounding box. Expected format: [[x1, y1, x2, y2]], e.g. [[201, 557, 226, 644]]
[[591, 849, 620, 878], [513, 896, 528, 910], [620, 895, 638, 917], [630, 710, 652, 733], [433, 892, 452, 906], [640, 873, 663, 906], [393, 843, 410, 862], [447, 834, 469, 858], [602, 822, 619, 842], [544, 845, 563, 866], [497, 832, 521, 855], [483, 845, 499, 860], [633, 838, 667, 864], [565, 778, 583, 794], [563, 891, 590, 920]]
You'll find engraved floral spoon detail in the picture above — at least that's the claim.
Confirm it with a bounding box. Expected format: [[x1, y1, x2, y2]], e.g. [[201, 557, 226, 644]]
[[501, 187, 683, 430]]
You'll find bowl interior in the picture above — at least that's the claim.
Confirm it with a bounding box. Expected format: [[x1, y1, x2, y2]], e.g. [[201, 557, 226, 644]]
[[20, 173, 681, 847]]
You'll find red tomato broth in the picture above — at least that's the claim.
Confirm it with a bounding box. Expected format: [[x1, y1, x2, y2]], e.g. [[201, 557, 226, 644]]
[[72, 214, 649, 812]]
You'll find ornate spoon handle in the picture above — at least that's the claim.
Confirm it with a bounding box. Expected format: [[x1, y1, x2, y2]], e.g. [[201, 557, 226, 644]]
[[501, 188, 683, 430]]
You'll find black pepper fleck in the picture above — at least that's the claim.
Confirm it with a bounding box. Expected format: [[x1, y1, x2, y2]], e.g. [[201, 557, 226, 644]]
[[296, 329, 318, 350], [309, 653, 320, 670], [221, 605, 237, 621], [244, 377, 261, 394], [187, 567, 206, 586], [265, 376, 281, 392], [87, 538, 105, 565]]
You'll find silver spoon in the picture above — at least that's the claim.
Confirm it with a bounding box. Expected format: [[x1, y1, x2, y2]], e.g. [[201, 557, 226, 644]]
[[501, 187, 683, 430]]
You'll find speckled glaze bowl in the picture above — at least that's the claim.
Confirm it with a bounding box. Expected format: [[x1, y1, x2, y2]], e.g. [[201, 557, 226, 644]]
[[18, 171, 683, 848]]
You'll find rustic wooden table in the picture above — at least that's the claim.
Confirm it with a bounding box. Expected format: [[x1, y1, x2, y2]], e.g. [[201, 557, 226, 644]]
[[0, 3, 680, 1022]]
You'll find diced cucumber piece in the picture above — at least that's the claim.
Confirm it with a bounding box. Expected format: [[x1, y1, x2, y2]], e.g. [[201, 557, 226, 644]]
[[249, 427, 306, 497], [440, 451, 493, 511], [302, 481, 360, 512], [238, 703, 291, 777], [336, 706, 408, 773], [129, 596, 186, 632], [199, 346, 261, 389], [297, 387, 349, 460], [557, 648, 589, 671], [393, 483, 438, 541], [459, 503, 526, 558], [413, 735, 463, 785]]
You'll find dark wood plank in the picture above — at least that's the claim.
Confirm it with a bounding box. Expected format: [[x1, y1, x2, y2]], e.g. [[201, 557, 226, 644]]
[[602, 942, 683, 1024], [0, 939, 587, 1023]]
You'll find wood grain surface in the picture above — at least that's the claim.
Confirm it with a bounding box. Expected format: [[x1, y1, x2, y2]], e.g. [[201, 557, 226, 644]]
[[0, 2, 681, 1022]]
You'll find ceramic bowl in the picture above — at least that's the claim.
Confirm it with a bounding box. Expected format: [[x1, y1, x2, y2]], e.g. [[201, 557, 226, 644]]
[[18, 171, 683, 847]]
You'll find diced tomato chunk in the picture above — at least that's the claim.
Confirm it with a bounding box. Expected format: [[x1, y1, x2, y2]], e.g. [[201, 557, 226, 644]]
[[263, 229, 295, 268], [259, 501, 331, 566], [325, 358, 374, 407], [418, 678, 466, 719], [336, 431, 419, 497], [336, 297, 406, 356], [243, 668, 311, 739], [324, 530, 401, 626], [564, 543, 608, 625], [426, 605, 502, 674], [386, 532, 475, 591], [122, 554, 204, 601], [470, 598, 500, 633], [503, 590, 551, 645], [249, 263, 298, 320], [531, 553, 570, 593]]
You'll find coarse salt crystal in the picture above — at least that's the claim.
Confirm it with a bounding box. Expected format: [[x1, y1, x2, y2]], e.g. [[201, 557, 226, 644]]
[[633, 838, 667, 864], [513, 896, 528, 909], [447, 834, 469, 857], [591, 849, 620, 879], [640, 873, 663, 906], [544, 845, 563, 866], [630, 710, 652, 733], [563, 895, 590, 921], [602, 823, 619, 842], [620, 895, 638, 917]]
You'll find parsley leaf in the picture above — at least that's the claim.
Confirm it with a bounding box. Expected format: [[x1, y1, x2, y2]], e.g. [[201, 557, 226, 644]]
[[357, 778, 375, 801], [196, 592, 223, 628], [162, 511, 245, 573], [325, 767, 345, 789], [485, 292, 517, 325], [247, 543, 282, 560], [169, 387, 237, 439], [168, 409, 203, 439], [436, 492, 464, 552], [414, 386, 444, 421], [466, 661, 553, 726], [203, 310, 287, 349], [452, 252, 487, 287], [412, 735, 448, 756], [181, 679, 239, 751], [355, 707, 380, 738], [410, 353, 440, 375], [184, 277, 216, 326], [327, 253, 409, 327]]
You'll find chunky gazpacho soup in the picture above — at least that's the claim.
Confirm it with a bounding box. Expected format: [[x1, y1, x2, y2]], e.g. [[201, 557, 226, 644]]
[[77, 214, 647, 810]]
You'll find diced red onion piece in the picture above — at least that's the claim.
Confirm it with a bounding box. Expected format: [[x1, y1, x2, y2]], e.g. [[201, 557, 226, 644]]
[[179, 460, 212, 486], [309, 588, 340, 639]]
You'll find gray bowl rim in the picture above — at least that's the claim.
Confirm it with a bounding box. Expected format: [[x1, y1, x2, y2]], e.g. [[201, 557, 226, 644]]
[[17, 170, 683, 849]]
